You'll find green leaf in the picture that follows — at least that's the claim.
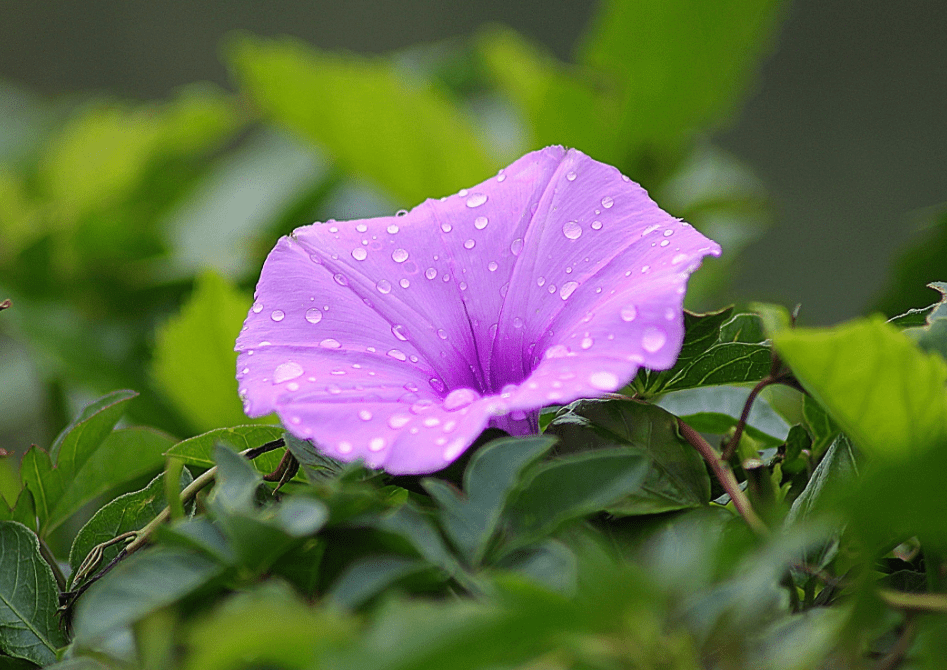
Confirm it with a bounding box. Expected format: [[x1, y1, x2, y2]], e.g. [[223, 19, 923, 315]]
[[546, 400, 709, 516], [785, 433, 859, 527], [422, 435, 556, 564], [209, 444, 262, 515], [801, 395, 839, 457], [68, 468, 194, 586], [0, 521, 66, 666], [328, 556, 431, 609], [181, 581, 352, 670], [370, 504, 461, 577], [18, 448, 61, 535], [45, 427, 176, 534], [48, 390, 137, 473], [151, 271, 259, 433], [774, 316, 947, 460], [577, 0, 784, 153], [72, 547, 224, 647], [165, 425, 285, 473], [657, 385, 790, 445], [228, 35, 495, 206], [282, 432, 347, 482]]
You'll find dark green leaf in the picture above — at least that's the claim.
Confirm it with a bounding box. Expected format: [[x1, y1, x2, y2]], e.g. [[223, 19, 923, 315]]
[[547, 400, 709, 516], [657, 385, 790, 444], [662, 342, 771, 393], [328, 556, 431, 609], [421, 435, 556, 564], [785, 433, 859, 527], [72, 547, 224, 646], [209, 443, 261, 514], [507, 448, 648, 542], [156, 517, 235, 565], [718, 312, 766, 343], [48, 390, 137, 473], [228, 35, 495, 206], [801, 395, 839, 457], [283, 432, 347, 482], [165, 425, 285, 473], [0, 521, 66, 666], [18, 448, 61, 535], [68, 468, 194, 585], [495, 540, 578, 594], [370, 504, 461, 577]]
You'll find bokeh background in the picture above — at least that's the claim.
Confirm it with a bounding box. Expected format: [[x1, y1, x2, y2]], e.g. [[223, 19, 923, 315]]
[[1, 0, 945, 469]]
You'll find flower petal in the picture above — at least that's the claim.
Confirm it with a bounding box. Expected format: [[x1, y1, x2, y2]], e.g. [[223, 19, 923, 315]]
[[237, 146, 720, 474]]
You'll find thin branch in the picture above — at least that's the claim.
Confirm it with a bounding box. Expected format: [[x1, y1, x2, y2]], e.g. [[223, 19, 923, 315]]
[[879, 589, 947, 613], [678, 418, 768, 536]]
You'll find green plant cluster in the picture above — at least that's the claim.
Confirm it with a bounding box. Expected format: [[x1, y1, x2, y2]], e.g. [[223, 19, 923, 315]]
[[2, 0, 947, 667]]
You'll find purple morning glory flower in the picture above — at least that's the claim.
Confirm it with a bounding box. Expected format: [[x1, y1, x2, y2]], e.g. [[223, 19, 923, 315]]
[[236, 147, 720, 474]]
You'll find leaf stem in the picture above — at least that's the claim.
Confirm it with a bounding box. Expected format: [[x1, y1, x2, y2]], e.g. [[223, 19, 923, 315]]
[[38, 537, 66, 591], [677, 418, 768, 536]]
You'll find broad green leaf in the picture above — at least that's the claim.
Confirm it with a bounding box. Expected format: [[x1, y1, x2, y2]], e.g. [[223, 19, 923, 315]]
[[370, 503, 461, 577], [718, 312, 766, 343], [283, 432, 347, 482], [72, 547, 224, 646], [157, 517, 235, 565], [421, 435, 556, 564], [151, 271, 258, 433], [476, 26, 620, 164], [328, 556, 431, 609], [0, 521, 66, 665], [801, 395, 839, 457], [18, 447, 62, 534], [495, 540, 578, 594], [209, 444, 262, 515], [657, 385, 790, 446], [578, 0, 784, 153], [774, 317, 947, 459], [68, 468, 194, 585], [46, 427, 177, 535], [506, 448, 648, 543], [547, 400, 709, 516], [165, 425, 285, 473], [49, 389, 137, 472], [661, 342, 771, 393], [785, 433, 858, 527], [228, 36, 495, 206], [182, 581, 352, 670]]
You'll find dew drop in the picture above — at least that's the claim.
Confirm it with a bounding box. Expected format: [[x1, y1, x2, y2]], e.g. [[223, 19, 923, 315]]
[[566, 170, 576, 181], [369, 437, 386, 452], [395, 210, 407, 218], [425, 267, 437, 280], [358, 409, 373, 421], [305, 308, 323, 324], [440, 222, 452, 233], [664, 229, 674, 237], [466, 193, 487, 208], [287, 382, 299, 392], [642, 327, 667, 353], [589, 371, 619, 390], [273, 361, 304, 384], [581, 337, 594, 350], [436, 328, 448, 340], [537, 276, 546, 287], [500, 282, 509, 297], [464, 239, 475, 250], [338, 441, 353, 454], [591, 220, 603, 230], [620, 305, 638, 322], [458, 188, 469, 197], [352, 247, 367, 261], [660, 239, 670, 247], [496, 170, 506, 182], [392, 248, 409, 263], [376, 279, 392, 294], [429, 377, 447, 394], [392, 324, 409, 341], [559, 281, 579, 300], [562, 221, 582, 240], [320, 338, 341, 349], [601, 196, 614, 209], [513, 316, 524, 329], [544, 344, 570, 359], [488, 261, 498, 272], [443, 438, 466, 461], [443, 387, 479, 411], [665, 307, 676, 321], [423, 416, 441, 428], [641, 265, 651, 274], [252, 301, 263, 314], [270, 310, 285, 322], [400, 278, 410, 289], [387, 349, 407, 361], [388, 414, 411, 429], [333, 273, 348, 286], [488, 323, 498, 338], [671, 253, 689, 265], [642, 224, 661, 237], [510, 238, 524, 256], [474, 216, 488, 230]]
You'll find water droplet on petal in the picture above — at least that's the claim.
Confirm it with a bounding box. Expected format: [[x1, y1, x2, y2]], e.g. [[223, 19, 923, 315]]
[[664, 229, 674, 237], [305, 308, 322, 324], [672, 253, 689, 265], [544, 344, 570, 359], [400, 278, 410, 289], [338, 441, 353, 454], [458, 188, 469, 197], [436, 328, 448, 340], [376, 279, 392, 294], [287, 382, 299, 392], [566, 170, 576, 181], [513, 316, 524, 329], [642, 327, 667, 353], [488, 261, 498, 272], [510, 238, 524, 256], [559, 281, 579, 300], [273, 361, 304, 384], [423, 416, 441, 428], [425, 267, 437, 280], [660, 239, 670, 247], [392, 249, 409, 263], [562, 221, 582, 240], [443, 438, 465, 461], [496, 170, 506, 182], [444, 387, 479, 411], [387, 349, 407, 361], [581, 337, 594, 350], [665, 307, 676, 321], [591, 220, 603, 230], [488, 323, 498, 338], [440, 222, 452, 233], [537, 276, 546, 287], [620, 305, 638, 322], [474, 216, 488, 230], [388, 414, 411, 429], [369, 437, 386, 451], [429, 377, 447, 394], [252, 301, 263, 313], [356, 223, 368, 233], [358, 409, 373, 421], [601, 196, 614, 209], [641, 265, 651, 274], [320, 338, 341, 349], [466, 193, 487, 208], [589, 371, 619, 390], [500, 282, 509, 297], [464, 239, 475, 250], [271, 310, 285, 322]]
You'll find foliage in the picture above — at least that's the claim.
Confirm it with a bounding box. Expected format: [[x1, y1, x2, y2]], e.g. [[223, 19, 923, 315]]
[[1, 0, 946, 668]]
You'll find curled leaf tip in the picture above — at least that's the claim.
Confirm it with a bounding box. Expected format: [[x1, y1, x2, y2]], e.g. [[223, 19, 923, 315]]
[[236, 146, 720, 474]]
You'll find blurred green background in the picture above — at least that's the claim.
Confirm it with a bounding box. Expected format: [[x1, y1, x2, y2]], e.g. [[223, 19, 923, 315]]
[[0, 0, 944, 479]]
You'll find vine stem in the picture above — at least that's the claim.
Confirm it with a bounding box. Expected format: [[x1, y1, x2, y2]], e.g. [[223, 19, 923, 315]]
[[677, 418, 768, 536]]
